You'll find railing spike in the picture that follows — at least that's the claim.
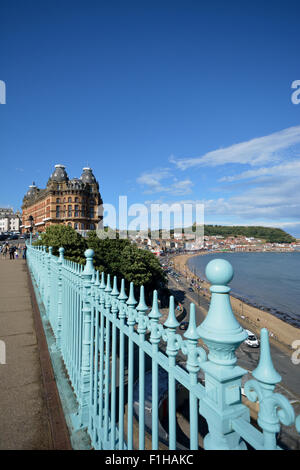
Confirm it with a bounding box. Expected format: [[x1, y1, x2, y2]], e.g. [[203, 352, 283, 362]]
[[164, 296, 179, 329], [100, 271, 106, 289], [252, 328, 281, 385], [126, 282, 137, 306], [118, 278, 128, 301], [184, 303, 199, 341], [105, 273, 112, 292], [149, 290, 161, 319], [136, 285, 148, 313], [111, 276, 119, 297]]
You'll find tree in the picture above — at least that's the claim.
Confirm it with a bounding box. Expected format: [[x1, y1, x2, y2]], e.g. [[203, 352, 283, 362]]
[[86, 231, 167, 300], [34, 227, 167, 301], [33, 224, 87, 263]]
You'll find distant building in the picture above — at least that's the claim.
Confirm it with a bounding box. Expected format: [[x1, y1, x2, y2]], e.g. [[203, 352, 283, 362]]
[[21, 164, 103, 233], [0, 208, 21, 232]]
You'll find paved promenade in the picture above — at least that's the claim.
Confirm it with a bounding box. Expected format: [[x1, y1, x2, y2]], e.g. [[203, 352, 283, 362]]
[[0, 256, 70, 450]]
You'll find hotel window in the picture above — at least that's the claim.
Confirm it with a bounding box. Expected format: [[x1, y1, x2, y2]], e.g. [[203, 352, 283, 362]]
[[68, 205, 72, 217], [68, 222, 72, 227], [75, 205, 79, 217], [74, 223, 78, 229], [75, 197, 79, 203], [68, 197, 72, 203], [89, 207, 94, 218], [56, 206, 60, 218], [56, 198, 60, 203], [81, 223, 85, 229]]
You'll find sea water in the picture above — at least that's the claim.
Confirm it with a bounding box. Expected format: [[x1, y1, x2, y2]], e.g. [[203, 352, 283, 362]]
[[188, 252, 300, 328]]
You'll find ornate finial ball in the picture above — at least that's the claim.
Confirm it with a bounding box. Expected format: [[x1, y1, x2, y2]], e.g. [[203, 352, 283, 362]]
[[205, 258, 234, 285], [59, 247, 65, 253], [84, 248, 94, 258]]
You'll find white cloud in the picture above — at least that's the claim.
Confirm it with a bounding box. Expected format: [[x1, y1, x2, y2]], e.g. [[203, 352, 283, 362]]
[[219, 160, 300, 182], [138, 126, 300, 231], [170, 125, 300, 170], [137, 168, 193, 195], [137, 168, 172, 189]]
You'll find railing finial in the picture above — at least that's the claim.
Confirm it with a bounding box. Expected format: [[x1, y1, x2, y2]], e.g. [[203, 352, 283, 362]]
[[83, 248, 94, 274], [184, 303, 199, 341], [252, 328, 281, 385], [100, 271, 106, 289], [118, 278, 128, 301], [111, 276, 119, 297], [136, 285, 148, 313], [105, 273, 112, 292], [59, 246, 64, 262], [127, 282, 137, 306], [164, 296, 179, 329], [197, 258, 247, 365], [149, 290, 161, 319]]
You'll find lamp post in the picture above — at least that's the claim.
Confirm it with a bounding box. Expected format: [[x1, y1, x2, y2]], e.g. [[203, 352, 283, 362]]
[[28, 215, 34, 245]]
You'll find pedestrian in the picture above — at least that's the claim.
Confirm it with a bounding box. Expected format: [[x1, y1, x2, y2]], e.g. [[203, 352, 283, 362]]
[[9, 245, 15, 260], [2, 244, 8, 258], [22, 245, 27, 260]]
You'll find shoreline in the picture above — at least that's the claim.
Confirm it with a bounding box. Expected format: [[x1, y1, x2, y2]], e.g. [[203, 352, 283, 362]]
[[172, 252, 300, 353]]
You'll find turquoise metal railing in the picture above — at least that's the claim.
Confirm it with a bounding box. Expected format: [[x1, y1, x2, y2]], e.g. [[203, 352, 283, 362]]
[[27, 245, 300, 450]]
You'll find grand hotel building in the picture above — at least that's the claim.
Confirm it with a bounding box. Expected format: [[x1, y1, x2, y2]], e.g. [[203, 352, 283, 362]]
[[21, 164, 103, 233]]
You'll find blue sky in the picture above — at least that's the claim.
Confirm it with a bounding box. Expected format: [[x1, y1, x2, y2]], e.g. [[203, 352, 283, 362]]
[[1, 1, 300, 235]]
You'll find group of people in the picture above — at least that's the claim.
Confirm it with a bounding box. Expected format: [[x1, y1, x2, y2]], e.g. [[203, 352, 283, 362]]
[[0, 243, 27, 260]]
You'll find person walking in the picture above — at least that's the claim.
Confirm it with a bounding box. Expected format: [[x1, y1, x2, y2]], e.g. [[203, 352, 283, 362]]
[[2, 243, 8, 258], [9, 245, 15, 260], [22, 245, 27, 260]]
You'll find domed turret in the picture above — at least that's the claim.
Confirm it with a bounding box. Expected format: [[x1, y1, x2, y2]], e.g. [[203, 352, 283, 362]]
[[50, 164, 68, 183], [26, 182, 38, 198], [80, 167, 96, 184]]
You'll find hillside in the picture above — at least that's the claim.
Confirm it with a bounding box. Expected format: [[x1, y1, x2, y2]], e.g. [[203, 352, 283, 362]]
[[199, 225, 296, 244]]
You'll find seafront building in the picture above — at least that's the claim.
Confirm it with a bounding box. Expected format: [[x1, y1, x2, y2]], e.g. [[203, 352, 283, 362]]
[[131, 233, 295, 256], [0, 207, 21, 232], [21, 164, 103, 234]]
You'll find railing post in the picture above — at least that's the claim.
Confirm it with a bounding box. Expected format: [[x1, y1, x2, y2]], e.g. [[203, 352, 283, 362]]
[[98, 271, 106, 446], [110, 276, 119, 449], [118, 279, 128, 450], [136, 285, 148, 450], [244, 328, 295, 449], [76, 248, 95, 428], [164, 295, 180, 450], [104, 274, 112, 444], [184, 303, 206, 449], [126, 282, 137, 450], [149, 290, 162, 450], [197, 259, 249, 450], [56, 247, 64, 349]]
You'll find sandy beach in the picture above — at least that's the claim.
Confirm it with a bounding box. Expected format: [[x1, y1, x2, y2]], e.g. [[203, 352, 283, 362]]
[[172, 253, 300, 354]]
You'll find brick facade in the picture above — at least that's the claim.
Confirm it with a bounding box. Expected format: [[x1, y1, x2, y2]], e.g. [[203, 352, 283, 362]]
[[21, 165, 103, 233]]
